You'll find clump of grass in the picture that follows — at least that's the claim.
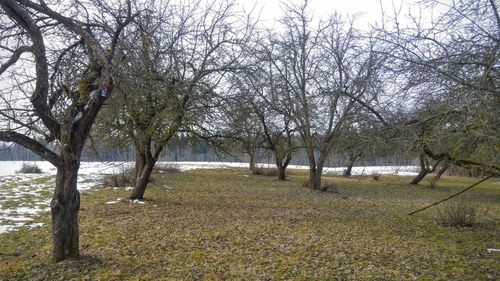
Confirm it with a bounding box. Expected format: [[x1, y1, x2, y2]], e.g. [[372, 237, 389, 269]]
[[320, 182, 340, 193], [371, 173, 381, 180], [300, 180, 340, 193], [435, 199, 477, 227], [102, 172, 132, 187], [324, 171, 341, 177], [16, 163, 42, 174], [254, 167, 278, 177]]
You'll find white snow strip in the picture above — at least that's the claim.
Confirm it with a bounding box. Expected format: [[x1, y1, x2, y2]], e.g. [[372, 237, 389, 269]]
[[105, 201, 120, 205]]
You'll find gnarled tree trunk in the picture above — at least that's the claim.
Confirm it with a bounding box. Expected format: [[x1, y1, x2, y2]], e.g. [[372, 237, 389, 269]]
[[411, 152, 442, 185], [130, 138, 156, 200], [129, 161, 155, 200], [275, 151, 291, 181], [411, 152, 431, 185], [51, 151, 81, 262], [276, 160, 290, 181], [308, 157, 325, 190]]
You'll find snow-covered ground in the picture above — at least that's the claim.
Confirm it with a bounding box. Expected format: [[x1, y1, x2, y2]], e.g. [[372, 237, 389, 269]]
[[152, 161, 419, 176], [0, 161, 418, 234], [0, 161, 131, 234]]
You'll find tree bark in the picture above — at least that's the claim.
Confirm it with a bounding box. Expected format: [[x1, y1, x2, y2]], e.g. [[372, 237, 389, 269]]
[[248, 148, 258, 175], [0, 0, 134, 263], [344, 161, 354, 176], [129, 161, 154, 200], [278, 164, 286, 180], [51, 158, 80, 262], [276, 153, 291, 181], [344, 152, 360, 177], [411, 153, 430, 185], [308, 157, 324, 190], [304, 145, 321, 189], [430, 164, 448, 188], [130, 139, 156, 200], [133, 150, 146, 185]]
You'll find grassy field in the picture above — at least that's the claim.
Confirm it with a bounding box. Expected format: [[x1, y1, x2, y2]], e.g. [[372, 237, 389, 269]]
[[0, 168, 499, 280]]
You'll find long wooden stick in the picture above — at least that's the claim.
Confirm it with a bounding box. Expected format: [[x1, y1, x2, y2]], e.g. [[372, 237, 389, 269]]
[[408, 175, 493, 215]]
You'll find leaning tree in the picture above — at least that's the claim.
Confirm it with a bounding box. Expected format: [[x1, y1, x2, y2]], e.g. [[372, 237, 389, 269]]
[[0, 0, 136, 261]]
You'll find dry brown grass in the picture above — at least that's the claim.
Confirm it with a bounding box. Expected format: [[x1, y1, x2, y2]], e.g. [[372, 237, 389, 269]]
[[1, 169, 499, 280]]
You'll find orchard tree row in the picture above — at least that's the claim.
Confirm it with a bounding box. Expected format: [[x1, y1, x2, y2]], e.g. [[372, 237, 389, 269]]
[[0, 0, 497, 262]]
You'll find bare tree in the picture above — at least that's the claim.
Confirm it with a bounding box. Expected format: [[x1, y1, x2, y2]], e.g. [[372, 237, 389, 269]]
[[98, 0, 253, 200], [254, 102, 295, 180], [378, 0, 500, 176], [0, 0, 135, 261], [228, 76, 296, 179], [264, 1, 386, 190], [337, 116, 383, 177], [218, 94, 263, 174]]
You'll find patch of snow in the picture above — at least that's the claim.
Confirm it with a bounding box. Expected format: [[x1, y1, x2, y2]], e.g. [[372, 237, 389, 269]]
[[129, 199, 145, 204], [1, 160, 418, 234], [25, 222, 44, 229], [15, 206, 49, 214], [0, 225, 15, 233], [155, 161, 419, 176], [1, 216, 32, 222]]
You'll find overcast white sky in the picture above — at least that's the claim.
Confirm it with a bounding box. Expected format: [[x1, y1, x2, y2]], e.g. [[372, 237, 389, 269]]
[[240, 0, 440, 29]]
